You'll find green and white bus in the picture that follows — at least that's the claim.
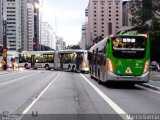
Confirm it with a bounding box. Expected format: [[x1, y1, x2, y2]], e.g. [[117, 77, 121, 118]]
[[89, 34, 150, 84]]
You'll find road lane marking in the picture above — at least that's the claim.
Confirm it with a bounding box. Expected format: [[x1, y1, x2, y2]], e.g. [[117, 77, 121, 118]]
[[0, 72, 40, 87], [154, 75, 160, 77], [80, 74, 131, 120], [136, 84, 160, 95], [22, 72, 59, 114]]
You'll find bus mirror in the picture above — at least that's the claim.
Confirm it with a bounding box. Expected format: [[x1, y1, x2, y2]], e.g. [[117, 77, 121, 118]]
[[107, 39, 110, 43]]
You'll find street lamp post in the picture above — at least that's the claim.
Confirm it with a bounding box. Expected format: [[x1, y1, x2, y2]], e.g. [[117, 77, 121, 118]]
[[2, 0, 7, 70], [34, 0, 43, 51]]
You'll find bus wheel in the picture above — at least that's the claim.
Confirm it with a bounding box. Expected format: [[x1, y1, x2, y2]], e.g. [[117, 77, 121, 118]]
[[25, 64, 29, 69], [45, 64, 50, 70]]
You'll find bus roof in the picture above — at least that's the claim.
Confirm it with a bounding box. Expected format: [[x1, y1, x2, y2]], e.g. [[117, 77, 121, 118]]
[[58, 49, 88, 54], [21, 51, 55, 55], [89, 38, 108, 52]]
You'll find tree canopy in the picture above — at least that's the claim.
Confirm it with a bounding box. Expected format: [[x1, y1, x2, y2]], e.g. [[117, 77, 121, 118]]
[[128, 0, 160, 61]]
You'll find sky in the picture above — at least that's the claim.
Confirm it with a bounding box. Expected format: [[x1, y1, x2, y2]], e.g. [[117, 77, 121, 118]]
[[41, 0, 89, 46]]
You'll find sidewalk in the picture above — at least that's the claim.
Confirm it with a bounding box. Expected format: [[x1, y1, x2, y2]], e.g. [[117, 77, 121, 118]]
[[0, 68, 19, 75]]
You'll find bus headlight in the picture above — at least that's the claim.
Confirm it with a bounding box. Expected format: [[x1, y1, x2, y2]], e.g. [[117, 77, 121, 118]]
[[0, 64, 2, 68], [144, 60, 150, 73], [107, 59, 113, 72]]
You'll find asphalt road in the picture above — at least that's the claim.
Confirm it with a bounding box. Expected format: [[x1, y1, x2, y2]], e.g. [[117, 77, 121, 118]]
[[0, 70, 160, 120]]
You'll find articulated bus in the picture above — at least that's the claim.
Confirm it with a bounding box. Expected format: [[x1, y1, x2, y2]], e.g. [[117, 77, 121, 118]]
[[89, 34, 150, 84], [56, 50, 89, 72], [19, 50, 89, 72], [19, 51, 55, 70]]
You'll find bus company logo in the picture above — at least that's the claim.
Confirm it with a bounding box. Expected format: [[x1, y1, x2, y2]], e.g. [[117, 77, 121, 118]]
[[1, 111, 20, 120], [125, 67, 132, 73]]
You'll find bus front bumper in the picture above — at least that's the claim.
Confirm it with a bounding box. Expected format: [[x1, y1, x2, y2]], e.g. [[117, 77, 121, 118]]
[[106, 72, 150, 83], [81, 67, 89, 72]]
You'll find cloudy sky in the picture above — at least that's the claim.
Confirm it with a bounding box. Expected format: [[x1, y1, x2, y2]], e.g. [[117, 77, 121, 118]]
[[41, 0, 89, 46]]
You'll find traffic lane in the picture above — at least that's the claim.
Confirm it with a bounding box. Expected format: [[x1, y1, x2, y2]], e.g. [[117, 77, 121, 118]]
[[0, 70, 59, 114], [145, 71, 160, 88], [24, 72, 123, 120], [82, 74, 160, 114], [150, 71, 160, 81], [0, 70, 38, 84]]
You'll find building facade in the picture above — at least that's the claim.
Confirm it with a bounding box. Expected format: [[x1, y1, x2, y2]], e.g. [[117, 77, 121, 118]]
[[21, 0, 28, 51], [27, 1, 34, 51], [80, 24, 87, 50], [56, 37, 65, 50], [33, 0, 39, 51], [86, 0, 122, 48], [41, 22, 56, 50], [6, 0, 22, 51]]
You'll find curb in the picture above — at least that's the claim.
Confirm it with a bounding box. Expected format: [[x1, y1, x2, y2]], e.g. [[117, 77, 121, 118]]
[[139, 83, 160, 91]]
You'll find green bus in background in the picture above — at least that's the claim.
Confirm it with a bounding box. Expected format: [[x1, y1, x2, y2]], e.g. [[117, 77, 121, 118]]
[[89, 34, 150, 84]]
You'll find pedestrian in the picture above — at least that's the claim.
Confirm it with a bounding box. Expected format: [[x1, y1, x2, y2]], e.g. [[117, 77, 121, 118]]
[[1, 58, 6, 70], [11, 58, 15, 71]]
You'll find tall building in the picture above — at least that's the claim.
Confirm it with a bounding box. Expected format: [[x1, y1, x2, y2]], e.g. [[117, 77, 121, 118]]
[[21, 0, 28, 51], [80, 24, 87, 50], [33, 0, 39, 51], [6, 0, 22, 51], [27, 0, 34, 51], [56, 37, 65, 50], [122, 1, 142, 27], [22, 0, 39, 51], [86, 0, 122, 47], [41, 22, 56, 49]]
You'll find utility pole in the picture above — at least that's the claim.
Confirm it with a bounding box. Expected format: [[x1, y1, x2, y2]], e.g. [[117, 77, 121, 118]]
[[2, 0, 7, 70], [39, 0, 43, 51]]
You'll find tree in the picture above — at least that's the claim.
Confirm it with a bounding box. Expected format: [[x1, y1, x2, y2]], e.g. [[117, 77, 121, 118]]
[[128, 0, 160, 61], [66, 45, 80, 49], [40, 44, 54, 51], [129, 0, 160, 30]]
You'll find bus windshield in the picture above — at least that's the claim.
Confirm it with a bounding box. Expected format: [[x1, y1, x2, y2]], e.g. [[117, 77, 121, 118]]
[[112, 36, 146, 59]]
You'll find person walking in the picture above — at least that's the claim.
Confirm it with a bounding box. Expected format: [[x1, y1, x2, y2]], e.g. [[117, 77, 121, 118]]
[[1, 59, 6, 70], [11, 58, 15, 71]]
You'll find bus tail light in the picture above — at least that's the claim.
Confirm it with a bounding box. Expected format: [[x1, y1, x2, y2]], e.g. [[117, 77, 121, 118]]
[[107, 59, 113, 72], [83, 61, 88, 68], [143, 60, 150, 73]]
